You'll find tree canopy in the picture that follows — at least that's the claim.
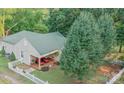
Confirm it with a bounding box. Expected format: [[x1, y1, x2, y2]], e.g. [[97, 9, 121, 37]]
[[98, 14, 116, 55], [48, 8, 81, 36], [115, 9, 124, 52], [0, 8, 49, 37]]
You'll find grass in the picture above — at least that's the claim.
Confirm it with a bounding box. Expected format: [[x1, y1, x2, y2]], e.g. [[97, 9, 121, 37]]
[[114, 74, 124, 84], [0, 55, 34, 84], [32, 66, 75, 84], [104, 46, 124, 61], [111, 46, 124, 53], [32, 66, 109, 84], [81, 73, 108, 84], [0, 77, 12, 84]]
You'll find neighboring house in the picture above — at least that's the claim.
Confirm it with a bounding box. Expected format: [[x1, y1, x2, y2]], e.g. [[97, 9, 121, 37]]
[[2, 31, 66, 69]]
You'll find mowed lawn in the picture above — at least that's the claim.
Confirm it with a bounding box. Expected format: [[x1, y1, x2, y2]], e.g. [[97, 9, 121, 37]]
[[115, 73, 124, 84], [32, 66, 109, 84], [0, 55, 33, 84], [32, 67, 75, 84]]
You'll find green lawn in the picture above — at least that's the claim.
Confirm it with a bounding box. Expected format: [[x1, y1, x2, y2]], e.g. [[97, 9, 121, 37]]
[[0, 55, 34, 84], [32, 67, 75, 84], [0, 77, 12, 84], [114, 73, 124, 84], [32, 66, 109, 84]]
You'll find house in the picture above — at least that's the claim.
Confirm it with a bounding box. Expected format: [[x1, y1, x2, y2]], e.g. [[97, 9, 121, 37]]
[[1, 31, 66, 69]]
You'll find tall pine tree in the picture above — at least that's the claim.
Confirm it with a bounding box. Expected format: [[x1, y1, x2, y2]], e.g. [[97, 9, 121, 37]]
[[98, 14, 116, 55], [115, 9, 124, 52], [60, 12, 103, 80]]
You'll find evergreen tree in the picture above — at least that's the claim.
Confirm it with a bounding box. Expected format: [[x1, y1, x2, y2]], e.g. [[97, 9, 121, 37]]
[[1, 46, 6, 56], [60, 12, 103, 80], [82, 8, 118, 19], [9, 52, 16, 61], [116, 24, 124, 53], [115, 9, 124, 52], [98, 14, 116, 55], [48, 8, 81, 36]]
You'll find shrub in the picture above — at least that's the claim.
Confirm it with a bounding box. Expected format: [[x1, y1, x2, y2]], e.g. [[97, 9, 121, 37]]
[[0, 46, 6, 56], [9, 52, 16, 61], [41, 66, 49, 71], [54, 62, 60, 65]]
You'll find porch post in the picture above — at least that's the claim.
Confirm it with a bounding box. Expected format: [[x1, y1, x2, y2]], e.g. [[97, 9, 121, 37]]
[[38, 58, 41, 70]]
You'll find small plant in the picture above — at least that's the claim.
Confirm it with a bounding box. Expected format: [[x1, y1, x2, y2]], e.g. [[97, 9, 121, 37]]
[[9, 52, 16, 61], [41, 66, 49, 71], [0, 46, 6, 56]]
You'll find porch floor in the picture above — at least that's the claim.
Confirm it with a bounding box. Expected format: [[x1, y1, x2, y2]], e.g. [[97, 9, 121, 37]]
[[31, 60, 57, 70]]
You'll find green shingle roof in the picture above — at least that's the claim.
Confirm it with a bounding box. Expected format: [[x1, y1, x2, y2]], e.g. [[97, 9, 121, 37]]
[[3, 31, 66, 55]]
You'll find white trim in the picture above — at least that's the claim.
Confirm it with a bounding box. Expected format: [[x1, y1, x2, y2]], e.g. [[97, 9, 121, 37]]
[[38, 50, 60, 58]]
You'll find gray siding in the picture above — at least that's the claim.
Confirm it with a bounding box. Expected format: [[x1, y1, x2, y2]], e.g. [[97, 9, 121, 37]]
[[2, 41, 14, 54], [13, 38, 41, 65], [2, 38, 40, 65]]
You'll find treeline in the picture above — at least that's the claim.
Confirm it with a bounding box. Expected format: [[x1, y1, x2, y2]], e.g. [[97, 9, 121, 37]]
[[48, 8, 124, 52]]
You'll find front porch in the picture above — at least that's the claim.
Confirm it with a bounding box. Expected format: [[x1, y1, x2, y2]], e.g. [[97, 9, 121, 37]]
[[30, 50, 60, 70]]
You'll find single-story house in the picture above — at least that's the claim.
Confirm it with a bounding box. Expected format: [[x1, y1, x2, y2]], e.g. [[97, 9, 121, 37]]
[[1, 31, 66, 69]]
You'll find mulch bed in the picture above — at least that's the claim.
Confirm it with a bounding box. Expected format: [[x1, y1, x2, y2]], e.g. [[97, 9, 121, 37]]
[[74, 64, 123, 84]]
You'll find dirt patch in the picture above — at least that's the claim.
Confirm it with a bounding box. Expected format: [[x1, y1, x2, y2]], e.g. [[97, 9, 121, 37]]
[[73, 63, 123, 84], [98, 64, 122, 79]]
